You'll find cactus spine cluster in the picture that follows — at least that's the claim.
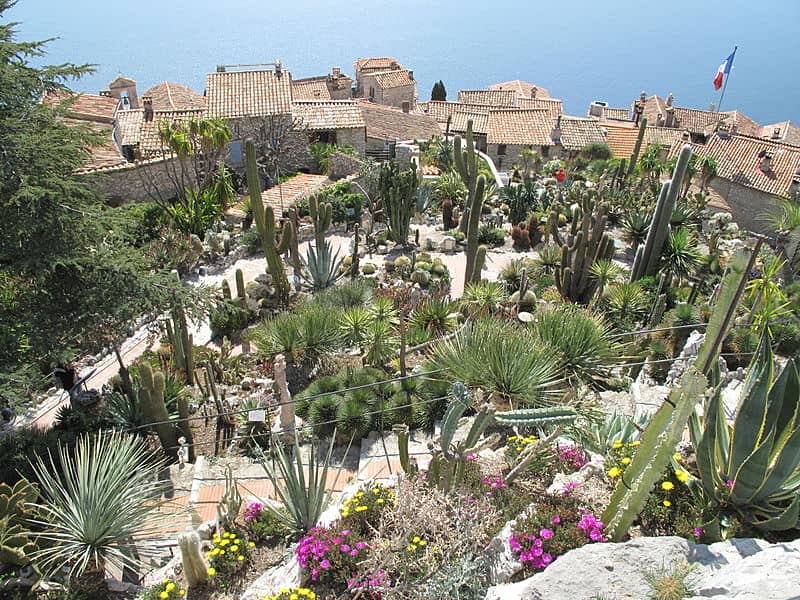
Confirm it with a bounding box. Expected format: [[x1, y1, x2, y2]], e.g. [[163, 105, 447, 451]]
[[454, 120, 488, 284], [138, 364, 178, 455], [630, 144, 693, 281], [602, 247, 758, 541], [245, 139, 294, 304], [178, 530, 208, 588], [552, 193, 615, 304]]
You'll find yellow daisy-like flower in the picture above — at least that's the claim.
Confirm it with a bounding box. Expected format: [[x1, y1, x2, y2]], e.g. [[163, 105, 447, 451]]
[[407, 544, 416, 552], [373, 487, 381, 493], [419, 540, 427, 546], [230, 545, 239, 552], [179, 591, 186, 597], [355, 505, 368, 512], [673, 452, 682, 462], [291, 594, 299, 600], [663, 500, 672, 507], [412, 536, 421, 543], [219, 549, 226, 555], [238, 555, 245, 561], [675, 470, 689, 483], [342, 509, 350, 517], [165, 582, 175, 592], [376, 498, 384, 504], [608, 466, 621, 478], [207, 567, 216, 577], [612, 440, 623, 449], [515, 446, 523, 452], [356, 491, 364, 498], [159, 593, 168, 600], [661, 481, 674, 491], [629, 440, 641, 446], [621, 457, 631, 465], [248, 541, 256, 547], [162, 578, 170, 585]]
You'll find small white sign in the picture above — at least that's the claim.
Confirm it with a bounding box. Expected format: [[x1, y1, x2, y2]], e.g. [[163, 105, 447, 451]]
[[248, 409, 266, 423]]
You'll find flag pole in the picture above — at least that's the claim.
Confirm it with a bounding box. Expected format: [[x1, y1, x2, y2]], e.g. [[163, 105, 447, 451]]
[[717, 45, 737, 112]]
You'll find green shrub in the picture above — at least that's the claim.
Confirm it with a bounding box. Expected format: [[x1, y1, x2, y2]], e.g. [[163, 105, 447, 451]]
[[209, 299, 250, 340], [477, 225, 506, 247]]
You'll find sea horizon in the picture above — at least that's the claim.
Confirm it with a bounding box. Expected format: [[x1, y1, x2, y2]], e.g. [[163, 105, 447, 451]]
[[8, 0, 800, 126]]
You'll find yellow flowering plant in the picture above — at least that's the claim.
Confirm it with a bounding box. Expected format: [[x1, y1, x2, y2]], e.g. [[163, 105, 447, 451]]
[[264, 587, 317, 600], [340, 483, 395, 535], [141, 578, 186, 600], [205, 529, 253, 580]]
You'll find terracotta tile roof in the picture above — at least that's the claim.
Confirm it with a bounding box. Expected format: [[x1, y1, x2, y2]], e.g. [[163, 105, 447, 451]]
[[360, 101, 441, 142], [205, 69, 292, 119], [142, 82, 206, 111], [139, 109, 205, 157], [518, 97, 563, 118], [372, 69, 415, 89], [602, 123, 687, 158], [292, 100, 365, 130], [556, 117, 607, 151], [115, 109, 143, 146], [109, 76, 136, 88], [418, 101, 492, 124], [488, 80, 550, 99], [292, 78, 332, 100], [450, 111, 489, 135], [761, 121, 800, 146], [673, 134, 800, 198], [721, 111, 761, 137], [600, 106, 630, 121], [486, 109, 553, 146], [45, 90, 119, 123], [68, 120, 127, 172], [458, 89, 516, 106], [637, 95, 759, 136], [260, 173, 333, 217], [354, 57, 401, 72]]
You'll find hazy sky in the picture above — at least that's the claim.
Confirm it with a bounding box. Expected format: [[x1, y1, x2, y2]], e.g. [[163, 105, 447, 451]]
[[7, 0, 800, 124]]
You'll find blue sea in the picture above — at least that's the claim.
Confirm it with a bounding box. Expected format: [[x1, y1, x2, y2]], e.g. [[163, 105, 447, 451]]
[[8, 0, 800, 125]]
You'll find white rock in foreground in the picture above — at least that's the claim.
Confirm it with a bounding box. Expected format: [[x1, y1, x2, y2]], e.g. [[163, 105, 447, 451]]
[[484, 536, 800, 600]]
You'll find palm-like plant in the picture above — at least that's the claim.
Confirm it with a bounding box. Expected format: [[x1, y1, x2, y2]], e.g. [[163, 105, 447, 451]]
[[29, 433, 170, 589], [363, 319, 399, 367], [433, 170, 467, 206], [368, 296, 400, 326], [746, 255, 788, 330], [462, 281, 506, 318], [588, 259, 624, 307], [662, 227, 702, 283], [528, 305, 622, 387], [429, 318, 561, 406], [620, 209, 652, 250], [765, 198, 800, 283]]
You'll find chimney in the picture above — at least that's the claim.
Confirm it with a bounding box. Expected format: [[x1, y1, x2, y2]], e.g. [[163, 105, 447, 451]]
[[99, 90, 112, 98], [657, 112, 665, 127], [143, 96, 153, 122], [665, 92, 674, 108], [331, 67, 341, 78], [758, 150, 774, 173], [408, 70, 414, 80], [772, 127, 782, 140], [640, 90, 647, 102], [401, 101, 410, 113], [216, 65, 226, 72], [665, 106, 676, 128], [275, 59, 283, 77], [556, 115, 562, 129], [531, 86, 538, 99]]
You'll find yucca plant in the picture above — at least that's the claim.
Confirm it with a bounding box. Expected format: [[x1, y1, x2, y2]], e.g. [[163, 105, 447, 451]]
[[411, 298, 459, 335], [500, 257, 538, 293], [340, 306, 374, 347], [429, 318, 561, 406], [690, 332, 800, 539], [105, 391, 147, 436], [588, 259, 624, 307], [301, 240, 344, 291], [29, 433, 171, 591], [434, 169, 467, 206], [529, 305, 622, 387], [603, 282, 650, 329], [363, 319, 399, 367], [314, 279, 373, 309], [620, 209, 651, 250], [662, 227, 702, 284], [250, 304, 343, 364], [256, 436, 349, 534], [536, 243, 561, 273], [368, 296, 400, 326], [462, 281, 506, 318]]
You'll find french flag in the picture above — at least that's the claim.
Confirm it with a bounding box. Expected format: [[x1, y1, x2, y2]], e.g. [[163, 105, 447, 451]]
[[713, 49, 736, 91]]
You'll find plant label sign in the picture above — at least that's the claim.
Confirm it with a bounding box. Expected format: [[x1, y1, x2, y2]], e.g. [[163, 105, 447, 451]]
[[248, 409, 266, 423]]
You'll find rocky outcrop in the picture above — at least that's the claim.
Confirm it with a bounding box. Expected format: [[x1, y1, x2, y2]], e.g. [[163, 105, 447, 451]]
[[484, 536, 800, 600]]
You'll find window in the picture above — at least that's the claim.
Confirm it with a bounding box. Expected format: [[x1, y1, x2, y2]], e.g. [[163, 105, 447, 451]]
[[315, 131, 335, 144], [541, 146, 549, 157], [369, 86, 375, 99], [228, 140, 243, 166], [497, 144, 507, 156]]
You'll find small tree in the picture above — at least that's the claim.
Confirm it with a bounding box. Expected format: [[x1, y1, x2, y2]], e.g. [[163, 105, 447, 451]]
[[431, 80, 447, 101]]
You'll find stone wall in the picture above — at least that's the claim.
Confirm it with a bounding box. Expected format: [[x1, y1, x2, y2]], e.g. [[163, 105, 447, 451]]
[[335, 127, 367, 155], [708, 178, 781, 235], [84, 156, 181, 205], [487, 143, 560, 172], [328, 151, 365, 180]]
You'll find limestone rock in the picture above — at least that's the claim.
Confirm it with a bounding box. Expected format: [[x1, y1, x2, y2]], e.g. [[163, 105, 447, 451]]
[[483, 536, 800, 600], [240, 555, 303, 600]]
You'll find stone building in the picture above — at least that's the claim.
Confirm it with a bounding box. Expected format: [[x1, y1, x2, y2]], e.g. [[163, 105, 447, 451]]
[[670, 134, 800, 234], [140, 82, 206, 111], [601, 123, 686, 159], [353, 57, 402, 95], [760, 121, 800, 146], [359, 101, 440, 158], [488, 80, 550, 99], [105, 75, 139, 109], [553, 116, 607, 157], [359, 69, 417, 109], [291, 99, 366, 156], [292, 68, 353, 101], [485, 108, 554, 171]]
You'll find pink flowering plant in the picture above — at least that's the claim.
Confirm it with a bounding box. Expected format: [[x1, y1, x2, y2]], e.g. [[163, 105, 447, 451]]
[[242, 501, 291, 543], [510, 494, 606, 573], [295, 525, 370, 589]]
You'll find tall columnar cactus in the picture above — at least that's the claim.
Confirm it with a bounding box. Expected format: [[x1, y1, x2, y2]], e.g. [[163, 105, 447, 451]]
[[350, 223, 360, 278], [454, 120, 488, 285], [378, 161, 418, 247], [494, 406, 578, 427], [630, 144, 693, 281], [166, 306, 194, 385], [601, 246, 758, 541], [245, 139, 294, 304], [442, 198, 455, 230], [0, 479, 38, 567], [177, 394, 194, 463], [235, 268, 247, 307], [138, 364, 178, 456], [216, 465, 242, 532], [221, 279, 232, 300], [552, 192, 615, 304], [178, 530, 208, 588], [308, 193, 332, 249], [627, 116, 648, 177]]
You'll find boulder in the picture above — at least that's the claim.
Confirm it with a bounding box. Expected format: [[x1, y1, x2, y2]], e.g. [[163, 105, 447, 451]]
[[483, 536, 800, 600], [240, 556, 303, 600]]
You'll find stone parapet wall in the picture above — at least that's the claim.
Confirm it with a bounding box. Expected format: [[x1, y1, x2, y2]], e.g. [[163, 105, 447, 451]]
[[83, 156, 180, 205]]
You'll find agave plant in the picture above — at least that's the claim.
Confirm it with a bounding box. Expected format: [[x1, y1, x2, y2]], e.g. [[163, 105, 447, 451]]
[[620, 209, 652, 250], [588, 259, 624, 307], [29, 433, 171, 589], [302, 240, 344, 291], [536, 243, 561, 273], [462, 281, 506, 318], [690, 333, 800, 539], [429, 318, 561, 406], [410, 298, 459, 335], [603, 282, 650, 329], [528, 304, 622, 387], [567, 411, 650, 455], [340, 306, 374, 347]]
